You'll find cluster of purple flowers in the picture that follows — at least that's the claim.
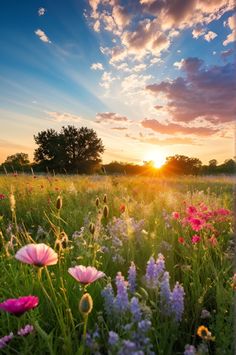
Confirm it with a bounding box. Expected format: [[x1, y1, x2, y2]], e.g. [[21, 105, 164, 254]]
[[108, 216, 145, 242], [145, 254, 185, 322], [0, 325, 34, 349]]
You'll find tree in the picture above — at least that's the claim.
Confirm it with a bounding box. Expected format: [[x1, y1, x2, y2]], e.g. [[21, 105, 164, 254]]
[[162, 155, 202, 175], [34, 126, 105, 173], [2, 153, 30, 171]]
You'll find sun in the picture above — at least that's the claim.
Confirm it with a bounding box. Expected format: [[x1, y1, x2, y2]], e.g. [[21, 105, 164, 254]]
[[144, 152, 166, 169]]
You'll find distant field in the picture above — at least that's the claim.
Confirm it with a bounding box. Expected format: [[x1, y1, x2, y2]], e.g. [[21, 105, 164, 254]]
[[0, 175, 234, 354]]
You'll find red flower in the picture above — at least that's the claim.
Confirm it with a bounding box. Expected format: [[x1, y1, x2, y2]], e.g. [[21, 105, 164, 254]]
[[120, 204, 126, 213], [178, 237, 185, 244]]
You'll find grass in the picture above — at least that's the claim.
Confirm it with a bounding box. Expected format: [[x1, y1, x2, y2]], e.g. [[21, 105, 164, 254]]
[[0, 174, 234, 354]]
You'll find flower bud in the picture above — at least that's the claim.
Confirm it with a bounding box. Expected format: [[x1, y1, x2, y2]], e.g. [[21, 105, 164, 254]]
[[103, 205, 109, 219], [95, 197, 100, 207], [103, 194, 107, 203], [79, 293, 93, 316], [56, 195, 62, 210], [89, 223, 95, 235]]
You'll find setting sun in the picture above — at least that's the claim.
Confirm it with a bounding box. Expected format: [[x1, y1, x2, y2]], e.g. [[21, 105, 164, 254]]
[[144, 152, 166, 168]]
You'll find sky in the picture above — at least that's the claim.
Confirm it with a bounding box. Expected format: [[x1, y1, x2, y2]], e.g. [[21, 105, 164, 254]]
[[0, 0, 235, 166]]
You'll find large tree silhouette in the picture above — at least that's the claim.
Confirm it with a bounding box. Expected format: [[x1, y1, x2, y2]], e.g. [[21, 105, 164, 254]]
[[34, 126, 104, 173]]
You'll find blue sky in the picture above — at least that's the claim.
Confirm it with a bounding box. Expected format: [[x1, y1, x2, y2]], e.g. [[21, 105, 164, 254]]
[[0, 0, 235, 165]]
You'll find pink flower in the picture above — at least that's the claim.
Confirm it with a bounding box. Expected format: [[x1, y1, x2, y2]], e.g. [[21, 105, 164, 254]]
[[172, 212, 180, 220], [191, 235, 201, 244], [187, 206, 197, 215], [190, 218, 204, 231], [15, 243, 58, 267], [68, 265, 105, 285], [209, 236, 217, 246], [0, 194, 6, 200], [0, 296, 39, 316], [216, 208, 231, 216]]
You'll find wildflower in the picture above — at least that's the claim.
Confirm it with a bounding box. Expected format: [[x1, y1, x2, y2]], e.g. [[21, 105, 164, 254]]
[[79, 293, 93, 316], [103, 205, 109, 218], [190, 218, 204, 232], [138, 319, 151, 333], [130, 297, 142, 322], [145, 254, 165, 288], [197, 325, 214, 341], [171, 282, 185, 322], [15, 243, 58, 267], [0, 194, 6, 200], [172, 211, 180, 220], [108, 331, 119, 346], [68, 265, 105, 286], [200, 309, 211, 319], [184, 344, 196, 355], [119, 204, 126, 213], [187, 206, 197, 215], [101, 283, 115, 315], [17, 324, 34, 336], [160, 271, 172, 313], [178, 237, 185, 244], [209, 235, 217, 246], [0, 296, 39, 316], [0, 332, 14, 349], [191, 235, 201, 244], [128, 261, 137, 293], [56, 195, 62, 210], [114, 272, 129, 313]]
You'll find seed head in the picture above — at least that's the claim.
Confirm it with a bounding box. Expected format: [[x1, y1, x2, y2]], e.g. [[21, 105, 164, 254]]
[[95, 197, 100, 207], [79, 293, 93, 316], [89, 223, 95, 235], [56, 195, 63, 210], [103, 205, 109, 219]]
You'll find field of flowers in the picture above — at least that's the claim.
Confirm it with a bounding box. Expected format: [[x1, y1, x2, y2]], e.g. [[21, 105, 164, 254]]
[[0, 174, 234, 354]]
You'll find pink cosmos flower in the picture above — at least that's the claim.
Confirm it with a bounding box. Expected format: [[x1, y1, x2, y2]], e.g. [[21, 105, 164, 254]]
[[68, 265, 105, 285], [0, 296, 39, 316], [15, 243, 58, 267], [191, 235, 201, 244], [172, 212, 180, 220]]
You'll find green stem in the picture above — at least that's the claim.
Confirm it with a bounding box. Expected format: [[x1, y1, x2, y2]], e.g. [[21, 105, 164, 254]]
[[77, 315, 88, 355]]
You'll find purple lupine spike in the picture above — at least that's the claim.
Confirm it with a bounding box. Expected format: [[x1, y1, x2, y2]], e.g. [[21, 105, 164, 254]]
[[160, 271, 172, 314], [101, 283, 115, 315], [155, 253, 165, 276], [184, 344, 196, 355], [145, 257, 158, 288], [130, 297, 142, 322], [128, 261, 137, 293], [115, 272, 129, 313], [171, 282, 185, 322], [108, 331, 119, 346]]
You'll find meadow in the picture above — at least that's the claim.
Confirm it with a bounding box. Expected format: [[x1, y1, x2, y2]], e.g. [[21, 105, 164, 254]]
[[0, 174, 234, 355]]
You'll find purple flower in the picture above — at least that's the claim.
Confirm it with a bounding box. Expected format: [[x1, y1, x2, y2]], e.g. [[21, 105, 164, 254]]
[[138, 320, 151, 333], [160, 271, 172, 313], [128, 262, 137, 293], [17, 324, 34, 336], [130, 297, 142, 322], [101, 283, 115, 315], [0, 332, 14, 349], [145, 254, 165, 288], [184, 344, 196, 355], [115, 272, 129, 313], [108, 331, 119, 346], [171, 282, 185, 322], [118, 340, 137, 354]]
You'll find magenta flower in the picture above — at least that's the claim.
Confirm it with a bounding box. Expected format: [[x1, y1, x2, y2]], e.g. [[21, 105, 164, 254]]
[[15, 243, 58, 267], [172, 212, 180, 220], [0, 194, 6, 200], [191, 235, 201, 244], [68, 265, 105, 285], [0, 296, 39, 316]]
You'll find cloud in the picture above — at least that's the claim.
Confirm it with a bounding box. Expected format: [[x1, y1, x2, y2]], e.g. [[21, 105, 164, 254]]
[[121, 73, 152, 93], [111, 127, 128, 130], [99, 71, 116, 89], [221, 48, 234, 59], [141, 119, 218, 136], [223, 15, 236, 46], [90, 62, 104, 70], [146, 58, 236, 124], [192, 27, 205, 39], [47, 111, 81, 122], [35, 29, 51, 43], [96, 112, 128, 122], [38, 7, 46, 16], [126, 134, 197, 146], [204, 30, 217, 42]]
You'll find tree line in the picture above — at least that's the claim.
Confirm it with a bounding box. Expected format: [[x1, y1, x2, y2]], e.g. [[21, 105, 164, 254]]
[[0, 125, 235, 176]]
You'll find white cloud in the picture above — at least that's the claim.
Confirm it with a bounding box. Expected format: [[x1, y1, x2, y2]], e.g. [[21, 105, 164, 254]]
[[204, 31, 217, 42], [47, 111, 81, 122], [223, 15, 236, 46], [99, 71, 116, 89], [192, 27, 205, 39], [35, 29, 51, 43], [90, 62, 104, 70], [173, 59, 184, 69], [38, 7, 46, 16]]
